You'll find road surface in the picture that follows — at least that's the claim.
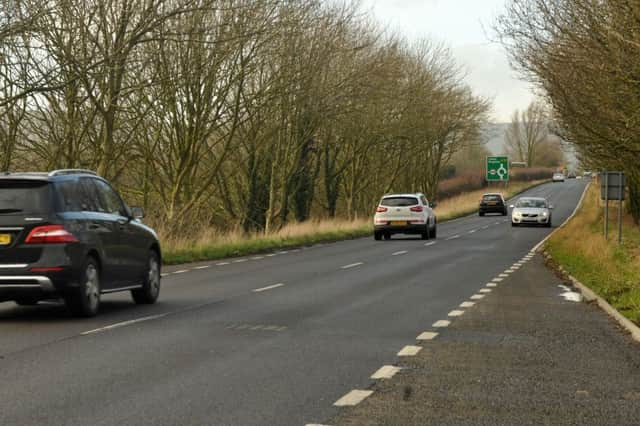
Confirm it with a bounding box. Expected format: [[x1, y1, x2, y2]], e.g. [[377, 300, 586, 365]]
[[0, 179, 588, 426]]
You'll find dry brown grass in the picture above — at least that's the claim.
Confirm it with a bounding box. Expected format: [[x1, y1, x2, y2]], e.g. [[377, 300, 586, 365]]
[[547, 184, 640, 324]]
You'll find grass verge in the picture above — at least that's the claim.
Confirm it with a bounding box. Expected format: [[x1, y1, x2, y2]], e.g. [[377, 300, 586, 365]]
[[163, 179, 548, 265], [546, 183, 640, 325]]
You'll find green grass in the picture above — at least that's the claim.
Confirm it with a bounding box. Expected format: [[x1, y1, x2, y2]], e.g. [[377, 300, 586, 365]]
[[546, 184, 640, 325], [162, 179, 549, 265]]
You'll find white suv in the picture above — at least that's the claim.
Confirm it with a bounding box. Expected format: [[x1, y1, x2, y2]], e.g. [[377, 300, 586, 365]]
[[373, 193, 437, 240]]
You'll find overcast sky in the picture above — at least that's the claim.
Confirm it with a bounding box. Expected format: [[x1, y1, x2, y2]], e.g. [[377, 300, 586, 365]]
[[359, 0, 535, 123]]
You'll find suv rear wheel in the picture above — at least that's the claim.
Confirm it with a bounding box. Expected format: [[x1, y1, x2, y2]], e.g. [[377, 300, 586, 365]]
[[65, 256, 101, 317], [132, 250, 161, 304]]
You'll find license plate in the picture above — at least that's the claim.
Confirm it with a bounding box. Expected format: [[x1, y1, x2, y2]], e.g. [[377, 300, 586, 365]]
[[0, 234, 11, 245], [390, 221, 407, 226], [487, 201, 497, 205]]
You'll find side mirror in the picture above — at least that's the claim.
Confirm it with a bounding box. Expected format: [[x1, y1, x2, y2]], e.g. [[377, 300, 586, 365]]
[[509, 205, 515, 209], [429, 201, 437, 208], [130, 206, 144, 220], [549, 205, 554, 210]]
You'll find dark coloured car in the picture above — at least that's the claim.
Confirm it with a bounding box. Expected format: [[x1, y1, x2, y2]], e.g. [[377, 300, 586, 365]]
[[0, 170, 161, 317], [479, 193, 508, 216]]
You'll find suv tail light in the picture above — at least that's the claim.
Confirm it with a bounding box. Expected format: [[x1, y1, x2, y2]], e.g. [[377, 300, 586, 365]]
[[25, 225, 79, 244], [376, 206, 388, 213], [410, 206, 423, 212]]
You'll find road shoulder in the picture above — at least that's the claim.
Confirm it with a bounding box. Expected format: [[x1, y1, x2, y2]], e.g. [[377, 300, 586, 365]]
[[331, 254, 640, 425]]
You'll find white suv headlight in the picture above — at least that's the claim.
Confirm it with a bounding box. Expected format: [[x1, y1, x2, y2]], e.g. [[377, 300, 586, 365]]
[[541, 211, 548, 217]]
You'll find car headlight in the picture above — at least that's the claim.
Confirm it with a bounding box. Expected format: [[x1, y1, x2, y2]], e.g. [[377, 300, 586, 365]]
[[541, 211, 548, 217]]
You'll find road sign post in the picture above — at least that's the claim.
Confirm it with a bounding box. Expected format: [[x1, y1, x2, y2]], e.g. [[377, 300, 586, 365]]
[[600, 171, 625, 243], [486, 156, 509, 184]]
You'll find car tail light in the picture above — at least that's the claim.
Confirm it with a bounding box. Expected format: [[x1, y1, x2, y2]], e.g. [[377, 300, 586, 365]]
[[30, 267, 65, 272], [25, 225, 78, 244], [410, 206, 423, 212], [376, 206, 388, 213]]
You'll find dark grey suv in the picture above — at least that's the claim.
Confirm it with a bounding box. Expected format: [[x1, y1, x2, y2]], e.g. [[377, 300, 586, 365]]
[[0, 169, 161, 317]]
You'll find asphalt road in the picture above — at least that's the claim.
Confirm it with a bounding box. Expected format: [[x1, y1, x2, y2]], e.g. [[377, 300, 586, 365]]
[[0, 179, 588, 426]]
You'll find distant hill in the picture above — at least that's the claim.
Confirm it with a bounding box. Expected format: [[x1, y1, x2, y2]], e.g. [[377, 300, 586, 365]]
[[481, 123, 509, 155]]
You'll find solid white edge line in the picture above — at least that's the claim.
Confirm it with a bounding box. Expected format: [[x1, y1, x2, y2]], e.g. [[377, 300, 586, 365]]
[[371, 365, 401, 379], [81, 314, 168, 335], [341, 262, 364, 269], [333, 390, 374, 407], [252, 283, 285, 293]]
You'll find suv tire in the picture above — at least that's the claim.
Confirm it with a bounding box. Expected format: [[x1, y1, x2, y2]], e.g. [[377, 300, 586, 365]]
[[421, 225, 430, 240], [15, 297, 39, 306], [65, 256, 101, 317], [132, 250, 161, 304], [374, 231, 382, 241]]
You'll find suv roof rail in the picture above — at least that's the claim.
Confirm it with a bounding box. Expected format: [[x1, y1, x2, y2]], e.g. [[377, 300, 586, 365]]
[[48, 169, 98, 177]]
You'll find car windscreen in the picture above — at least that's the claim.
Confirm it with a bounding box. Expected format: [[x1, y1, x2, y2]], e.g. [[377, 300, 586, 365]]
[[380, 197, 419, 207], [0, 180, 51, 215], [516, 199, 547, 208], [482, 195, 502, 202]]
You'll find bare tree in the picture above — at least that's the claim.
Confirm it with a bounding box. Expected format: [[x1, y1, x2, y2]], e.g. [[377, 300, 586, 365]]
[[503, 102, 548, 167]]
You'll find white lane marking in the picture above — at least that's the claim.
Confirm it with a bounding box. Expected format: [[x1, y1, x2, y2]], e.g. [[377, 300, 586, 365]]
[[341, 262, 364, 270], [305, 424, 331, 426], [334, 390, 374, 407], [479, 288, 492, 293], [194, 265, 210, 270], [417, 331, 439, 340], [446, 235, 460, 240], [397, 345, 422, 356], [492, 277, 504, 282], [424, 241, 437, 247], [232, 259, 247, 263], [279, 251, 289, 254], [499, 273, 509, 278], [433, 320, 451, 328], [251, 256, 264, 260], [371, 365, 401, 379], [448, 310, 464, 317], [266, 254, 277, 257], [460, 301, 475, 308], [160, 273, 169, 277], [291, 249, 300, 252], [81, 314, 168, 335], [392, 251, 408, 256], [468, 229, 477, 234], [495, 221, 501, 225], [512, 265, 521, 269], [560, 291, 583, 302], [470, 294, 485, 300], [173, 270, 188, 274], [486, 283, 497, 288], [482, 225, 489, 229], [252, 283, 285, 293], [217, 262, 230, 266]]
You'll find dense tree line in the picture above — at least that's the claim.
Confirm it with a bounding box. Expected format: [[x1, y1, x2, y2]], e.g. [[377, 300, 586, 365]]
[[0, 0, 489, 235], [496, 0, 640, 223]]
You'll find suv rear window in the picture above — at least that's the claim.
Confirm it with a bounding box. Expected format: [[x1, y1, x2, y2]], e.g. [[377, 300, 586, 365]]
[[380, 197, 419, 207], [0, 180, 51, 215], [482, 195, 502, 202]]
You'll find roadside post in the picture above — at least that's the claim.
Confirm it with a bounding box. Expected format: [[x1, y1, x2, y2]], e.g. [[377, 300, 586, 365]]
[[600, 171, 625, 243], [486, 156, 509, 190]]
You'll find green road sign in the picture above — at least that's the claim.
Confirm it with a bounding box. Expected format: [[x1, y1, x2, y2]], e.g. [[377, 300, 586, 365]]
[[486, 156, 509, 181]]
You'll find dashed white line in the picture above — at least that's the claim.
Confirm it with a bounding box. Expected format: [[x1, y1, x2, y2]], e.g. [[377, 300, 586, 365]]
[[371, 365, 401, 379], [417, 331, 439, 340], [217, 262, 230, 266], [341, 262, 364, 269], [81, 314, 167, 335], [251, 256, 264, 260], [448, 310, 465, 317], [470, 294, 485, 300], [479, 288, 492, 293], [392, 250, 408, 256], [334, 390, 374, 407], [194, 265, 210, 270], [468, 229, 477, 234], [265, 254, 277, 257], [492, 277, 504, 282], [433, 320, 451, 328], [486, 283, 497, 288], [482, 225, 489, 229], [252, 283, 285, 293], [460, 301, 475, 308], [424, 241, 437, 247], [499, 273, 509, 278], [232, 259, 247, 263], [398, 345, 422, 356], [173, 270, 188, 274], [446, 235, 460, 240]]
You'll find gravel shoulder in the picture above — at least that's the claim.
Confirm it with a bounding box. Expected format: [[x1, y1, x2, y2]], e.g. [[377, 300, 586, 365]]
[[332, 254, 640, 426]]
